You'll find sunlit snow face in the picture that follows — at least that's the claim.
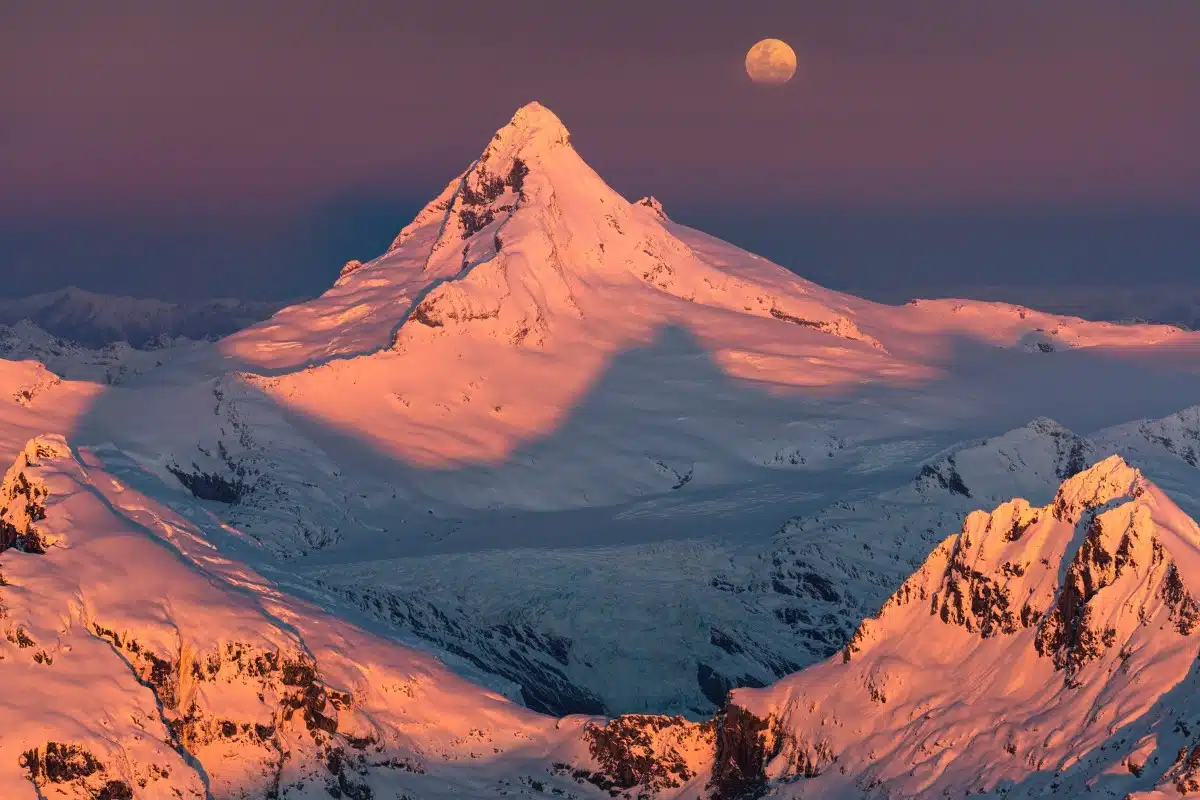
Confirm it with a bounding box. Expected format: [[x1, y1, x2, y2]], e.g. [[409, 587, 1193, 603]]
[[745, 39, 797, 85]]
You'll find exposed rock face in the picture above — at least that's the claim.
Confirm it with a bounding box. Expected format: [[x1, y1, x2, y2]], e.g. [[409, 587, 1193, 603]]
[[1032, 465, 1200, 684], [0, 435, 69, 553], [339, 259, 365, 279], [166, 463, 252, 504], [634, 196, 670, 222], [87, 623, 371, 799], [846, 456, 1148, 661], [20, 742, 135, 800], [583, 714, 714, 795], [708, 705, 775, 800], [566, 700, 829, 800]]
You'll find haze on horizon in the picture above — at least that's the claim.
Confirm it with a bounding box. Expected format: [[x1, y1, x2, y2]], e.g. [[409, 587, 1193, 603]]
[[1, 0, 1197, 308]]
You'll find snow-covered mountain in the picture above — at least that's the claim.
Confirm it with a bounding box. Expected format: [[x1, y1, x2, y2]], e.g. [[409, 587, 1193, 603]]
[[740, 456, 1200, 798], [9, 433, 1200, 798], [0, 435, 602, 799], [3, 102, 1200, 798], [574, 457, 1200, 799], [139, 102, 1198, 521], [0, 286, 282, 348]]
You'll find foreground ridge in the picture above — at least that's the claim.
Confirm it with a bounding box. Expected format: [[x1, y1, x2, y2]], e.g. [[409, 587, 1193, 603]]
[[584, 455, 1200, 798]]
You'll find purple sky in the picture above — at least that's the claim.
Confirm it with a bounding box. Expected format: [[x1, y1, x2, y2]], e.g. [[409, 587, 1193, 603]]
[[2, 1, 1198, 299]]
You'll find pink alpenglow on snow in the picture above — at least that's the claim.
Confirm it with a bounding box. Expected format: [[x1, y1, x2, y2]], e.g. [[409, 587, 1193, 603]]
[[3, 101, 1200, 800], [216, 103, 1196, 480]]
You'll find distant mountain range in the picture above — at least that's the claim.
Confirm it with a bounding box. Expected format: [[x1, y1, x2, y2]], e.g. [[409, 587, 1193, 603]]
[[0, 286, 284, 348], [855, 283, 1200, 331]]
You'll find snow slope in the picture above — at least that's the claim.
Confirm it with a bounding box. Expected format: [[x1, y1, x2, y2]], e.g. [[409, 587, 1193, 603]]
[[0, 357, 102, 454], [0, 434, 617, 800]]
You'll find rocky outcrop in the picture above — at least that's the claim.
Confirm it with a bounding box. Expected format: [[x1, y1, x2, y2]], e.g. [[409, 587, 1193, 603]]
[[165, 463, 252, 504], [569, 703, 783, 800], [583, 714, 714, 795], [338, 259, 365, 280], [635, 196, 670, 222], [87, 623, 369, 797], [20, 742, 136, 799], [846, 457, 1148, 663], [1033, 469, 1200, 683], [0, 436, 69, 553], [708, 704, 776, 800]]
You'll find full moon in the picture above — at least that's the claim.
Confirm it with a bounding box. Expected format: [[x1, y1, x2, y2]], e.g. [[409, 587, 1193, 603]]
[[745, 38, 797, 85]]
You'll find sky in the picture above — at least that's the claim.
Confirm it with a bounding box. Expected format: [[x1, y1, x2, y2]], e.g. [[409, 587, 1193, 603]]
[[1, 0, 1198, 301]]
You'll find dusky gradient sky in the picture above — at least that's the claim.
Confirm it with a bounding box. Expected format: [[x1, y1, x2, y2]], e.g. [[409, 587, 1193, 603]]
[[2, 0, 1198, 302]]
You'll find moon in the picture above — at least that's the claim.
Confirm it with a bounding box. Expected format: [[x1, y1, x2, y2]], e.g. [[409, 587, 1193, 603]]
[[745, 39, 797, 85]]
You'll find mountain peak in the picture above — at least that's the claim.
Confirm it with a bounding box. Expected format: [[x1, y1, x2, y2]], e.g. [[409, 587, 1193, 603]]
[[1052, 453, 1141, 521], [507, 101, 567, 134], [483, 101, 572, 164], [383, 100, 883, 354]]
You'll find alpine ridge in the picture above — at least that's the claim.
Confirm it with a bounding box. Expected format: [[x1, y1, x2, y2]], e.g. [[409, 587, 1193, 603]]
[[720, 457, 1200, 798], [573, 456, 1200, 799]]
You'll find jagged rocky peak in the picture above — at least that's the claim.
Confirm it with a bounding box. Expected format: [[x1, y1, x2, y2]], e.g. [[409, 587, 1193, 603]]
[[386, 103, 573, 256], [548, 457, 1200, 798], [708, 457, 1200, 797], [453, 102, 581, 233], [1050, 453, 1142, 522], [847, 455, 1148, 660], [391, 101, 649, 349]]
